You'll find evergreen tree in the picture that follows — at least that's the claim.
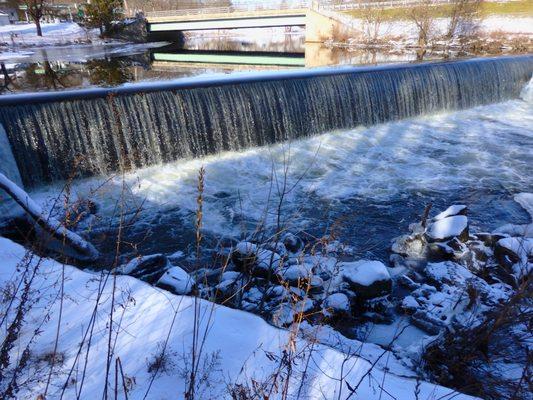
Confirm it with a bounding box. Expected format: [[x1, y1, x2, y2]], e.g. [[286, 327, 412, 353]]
[[85, 0, 124, 37]]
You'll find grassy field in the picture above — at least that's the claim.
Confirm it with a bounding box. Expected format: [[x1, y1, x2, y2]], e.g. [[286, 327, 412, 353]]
[[344, 0, 533, 20]]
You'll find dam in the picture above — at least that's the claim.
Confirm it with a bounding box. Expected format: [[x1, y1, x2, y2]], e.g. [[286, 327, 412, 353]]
[[0, 55, 531, 189]]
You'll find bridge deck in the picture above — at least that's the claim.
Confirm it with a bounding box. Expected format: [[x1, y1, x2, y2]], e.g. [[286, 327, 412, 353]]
[[146, 7, 308, 24]]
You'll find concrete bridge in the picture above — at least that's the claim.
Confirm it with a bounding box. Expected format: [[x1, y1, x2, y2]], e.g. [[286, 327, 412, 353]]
[[145, 2, 345, 43]]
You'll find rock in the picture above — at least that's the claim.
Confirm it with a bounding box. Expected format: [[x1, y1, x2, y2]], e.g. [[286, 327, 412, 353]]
[[221, 271, 241, 282], [271, 303, 296, 327], [425, 261, 474, 287], [309, 276, 324, 294], [254, 249, 281, 278], [242, 287, 264, 304], [116, 254, 168, 284], [277, 263, 313, 287], [433, 205, 467, 221], [401, 295, 420, 314], [494, 223, 533, 238], [391, 234, 426, 257], [341, 260, 392, 299], [426, 215, 469, 242], [283, 233, 304, 254], [476, 232, 507, 247], [231, 241, 258, 272], [156, 266, 195, 295], [323, 293, 350, 317], [426, 242, 455, 261], [494, 237, 533, 277]]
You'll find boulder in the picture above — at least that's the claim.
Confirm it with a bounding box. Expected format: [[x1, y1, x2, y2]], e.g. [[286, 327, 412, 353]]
[[391, 234, 426, 257], [116, 254, 168, 284], [283, 233, 304, 254], [427, 215, 469, 242], [322, 293, 350, 317], [157, 266, 195, 295], [277, 263, 313, 287], [433, 205, 467, 221], [494, 237, 533, 278], [341, 260, 392, 299], [231, 242, 258, 272]]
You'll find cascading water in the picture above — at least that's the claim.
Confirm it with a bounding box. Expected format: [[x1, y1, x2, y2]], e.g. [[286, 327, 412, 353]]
[[0, 55, 531, 187]]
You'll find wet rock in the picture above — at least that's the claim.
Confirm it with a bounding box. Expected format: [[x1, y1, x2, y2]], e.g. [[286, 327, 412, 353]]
[[426, 242, 455, 261], [322, 293, 350, 317], [341, 260, 392, 299], [494, 237, 533, 277], [254, 249, 281, 278], [476, 232, 507, 247], [433, 205, 467, 220], [391, 234, 425, 257], [426, 215, 469, 242], [116, 254, 169, 284], [283, 233, 304, 254], [231, 241, 258, 272], [156, 266, 195, 295]]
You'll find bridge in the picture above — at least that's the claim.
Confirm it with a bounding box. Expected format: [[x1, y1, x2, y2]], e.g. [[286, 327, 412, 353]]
[[145, 2, 344, 43]]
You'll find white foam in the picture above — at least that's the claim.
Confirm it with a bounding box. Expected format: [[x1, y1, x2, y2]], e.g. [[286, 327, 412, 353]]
[[29, 98, 533, 237]]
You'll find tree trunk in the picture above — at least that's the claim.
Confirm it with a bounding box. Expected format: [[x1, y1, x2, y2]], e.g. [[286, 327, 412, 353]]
[[0, 173, 100, 262], [34, 17, 43, 37]]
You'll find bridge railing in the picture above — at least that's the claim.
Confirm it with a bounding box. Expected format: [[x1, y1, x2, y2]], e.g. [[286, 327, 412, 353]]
[[146, 2, 309, 19], [314, 0, 454, 11]]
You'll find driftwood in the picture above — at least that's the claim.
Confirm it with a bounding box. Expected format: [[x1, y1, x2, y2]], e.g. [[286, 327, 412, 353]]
[[0, 172, 100, 261]]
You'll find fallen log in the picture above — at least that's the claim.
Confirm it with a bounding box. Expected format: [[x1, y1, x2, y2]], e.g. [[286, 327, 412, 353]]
[[0, 172, 100, 262]]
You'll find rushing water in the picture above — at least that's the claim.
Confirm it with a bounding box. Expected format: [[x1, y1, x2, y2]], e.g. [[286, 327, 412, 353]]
[[22, 86, 533, 262], [1, 56, 531, 188]]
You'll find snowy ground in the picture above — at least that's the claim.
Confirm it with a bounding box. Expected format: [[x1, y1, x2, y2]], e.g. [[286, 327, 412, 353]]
[[0, 22, 101, 48], [0, 237, 478, 399]]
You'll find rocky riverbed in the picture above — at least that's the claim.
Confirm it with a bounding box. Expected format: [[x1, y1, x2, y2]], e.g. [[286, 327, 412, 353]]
[[109, 193, 531, 398]]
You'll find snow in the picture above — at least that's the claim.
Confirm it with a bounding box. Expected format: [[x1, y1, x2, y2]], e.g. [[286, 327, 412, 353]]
[[116, 253, 166, 275], [514, 193, 533, 220], [341, 260, 391, 287], [0, 22, 99, 47], [434, 204, 467, 221], [235, 241, 257, 256], [0, 236, 480, 399], [497, 237, 533, 263], [0, 172, 99, 260], [427, 215, 468, 241], [323, 293, 350, 313], [157, 266, 195, 295]]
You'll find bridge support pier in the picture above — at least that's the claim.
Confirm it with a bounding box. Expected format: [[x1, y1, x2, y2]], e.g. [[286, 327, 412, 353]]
[[305, 9, 338, 43]]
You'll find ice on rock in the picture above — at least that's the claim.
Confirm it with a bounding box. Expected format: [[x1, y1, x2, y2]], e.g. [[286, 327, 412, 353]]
[[341, 260, 392, 299], [427, 215, 468, 242], [433, 205, 467, 221], [323, 293, 350, 316], [157, 266, 195, 295], [514, 193, 533, 220]]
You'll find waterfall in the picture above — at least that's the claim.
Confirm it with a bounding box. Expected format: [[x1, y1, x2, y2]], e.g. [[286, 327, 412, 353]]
[[1, 55, 532, 188]]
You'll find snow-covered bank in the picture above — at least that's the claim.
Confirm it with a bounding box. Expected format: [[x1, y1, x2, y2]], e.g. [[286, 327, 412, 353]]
[[0, 23, 102, 48], [0, 237, 477, 399]]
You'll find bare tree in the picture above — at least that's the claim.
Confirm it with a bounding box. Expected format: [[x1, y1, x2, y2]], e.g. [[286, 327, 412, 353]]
[[20, 0, 47, 37], [408, 0, 436, 57], [446, 0, 483, 46], [359, 1, 387, 44]]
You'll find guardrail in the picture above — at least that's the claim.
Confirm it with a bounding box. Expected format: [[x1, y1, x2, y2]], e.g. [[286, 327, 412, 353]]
[[146, 2, 309, 19]]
